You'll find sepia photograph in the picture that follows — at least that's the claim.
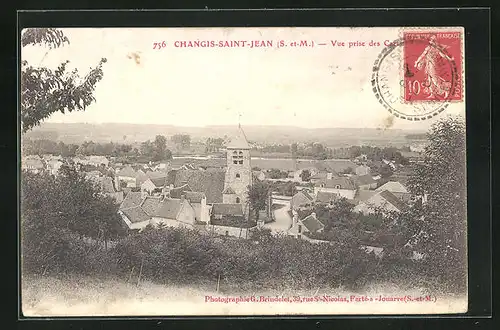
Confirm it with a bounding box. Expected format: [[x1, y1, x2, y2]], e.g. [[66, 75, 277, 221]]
[[19, 26, 467, 316]]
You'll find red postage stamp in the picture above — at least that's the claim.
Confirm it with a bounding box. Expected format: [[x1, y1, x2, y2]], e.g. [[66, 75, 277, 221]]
[[402, 30, 463, 102]]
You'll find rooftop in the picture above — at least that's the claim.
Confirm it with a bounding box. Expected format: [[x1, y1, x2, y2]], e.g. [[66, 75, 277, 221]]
[[226, 126, 250, 149]]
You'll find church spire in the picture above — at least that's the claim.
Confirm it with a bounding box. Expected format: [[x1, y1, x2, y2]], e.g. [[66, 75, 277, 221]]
[[227, 123, 250, 149]]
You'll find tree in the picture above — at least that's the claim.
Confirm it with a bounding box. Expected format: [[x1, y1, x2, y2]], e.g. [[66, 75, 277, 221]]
[[140, 140, 155, 157], [247, 181, 269, 221], [172, 134, 191, 150], [268, 168, 288, 179], [300, 169, 311, 182], [153, 135, 172, 161], [406, 116, 466, 293], [21, 28, 107, 132]]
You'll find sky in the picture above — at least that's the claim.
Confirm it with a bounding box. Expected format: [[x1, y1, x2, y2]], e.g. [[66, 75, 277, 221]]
[[21, 27, 465, 130]]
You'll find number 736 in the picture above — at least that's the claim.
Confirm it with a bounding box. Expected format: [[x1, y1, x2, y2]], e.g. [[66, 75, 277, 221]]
[[153, 41, 167, 49]]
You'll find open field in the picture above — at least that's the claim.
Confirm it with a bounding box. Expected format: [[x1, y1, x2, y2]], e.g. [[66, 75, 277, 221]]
[[21, 275, 467, 316]]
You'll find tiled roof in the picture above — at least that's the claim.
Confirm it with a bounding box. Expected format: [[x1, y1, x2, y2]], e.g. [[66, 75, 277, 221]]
[[291, 190, 315, 208], [172, 169, 225, 203], [155, 198, 182, 219], [352, 174, 377, 186], [185, 191, 206, 204], [378, 190, 406, 211], [226, 126, 250, 149], [375, 181, 409, 193], [121, 206, 150, 224], [169, 184, 192, 198], [197, 159, 226, 168], [117, 166, 136, 178], [212, 203, 244, 216], [310, 172, 327, 180], [316, 177, 356, 190], [141, 196, 162, 216], [119, 191, 143, 210], [165, 170, 178, 185], [136, 171, 149, 185], [300, 214, 324, 233], [315, 191, 339, 204], [354, 190, 377, 202], [150, 176, 167, 187], [301, 190, 314, 201]]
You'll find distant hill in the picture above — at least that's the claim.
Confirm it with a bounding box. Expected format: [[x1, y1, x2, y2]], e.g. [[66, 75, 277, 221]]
[[23, 122, 427, 148]]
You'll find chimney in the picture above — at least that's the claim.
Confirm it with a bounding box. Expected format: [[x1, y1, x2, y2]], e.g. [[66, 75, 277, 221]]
[[180, 194, 186, 203], [311, 212, 317, 219], [327, 172, 333, 180]]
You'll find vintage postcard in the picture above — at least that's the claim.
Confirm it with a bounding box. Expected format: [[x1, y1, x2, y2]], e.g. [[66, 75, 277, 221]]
[[20, 26, 467, 316]]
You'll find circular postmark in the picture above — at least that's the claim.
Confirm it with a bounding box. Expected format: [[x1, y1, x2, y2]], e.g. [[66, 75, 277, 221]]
[[372, 36, 459, 121]]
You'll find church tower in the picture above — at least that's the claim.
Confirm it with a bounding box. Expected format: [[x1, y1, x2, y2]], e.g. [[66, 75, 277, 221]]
[[223, 125, 252, 208]]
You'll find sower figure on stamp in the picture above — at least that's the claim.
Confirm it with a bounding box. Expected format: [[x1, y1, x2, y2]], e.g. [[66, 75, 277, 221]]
[[414, 35, 454, 99]]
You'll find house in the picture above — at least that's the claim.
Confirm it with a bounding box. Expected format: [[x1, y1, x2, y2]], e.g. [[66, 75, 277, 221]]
[[170, 169, 226, 204], [211, 203, 244, 219], [351, 174, 378, 190], [154, 162, 170, 172], [116, 165, 138, 188], [180, 163, 196, 170], [288, 211, 324, 239], [309, 171, 338, 184], [290, 190, 315, 210], [375, 181, 412, 202], [118, 192, 211, 231], [314, 176, 357, 199], [354, 154, 368, 163], [382, 159, 397, 171], [22, 157, 44, 173], [208, 203, 255, 238], [87, 155, 110, 167], [355, 165, 371, 176], [141, 177, 167, 195], [353, 190, 406, 215], [135, 170, 149, 186]]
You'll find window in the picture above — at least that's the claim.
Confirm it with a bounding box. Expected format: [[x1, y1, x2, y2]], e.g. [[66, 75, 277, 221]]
[[232, 150, 244, 165], [236, 197, 240, 203], [236, 173, 240, 178], [298, 225, 302, 233], [297, 234, 301, 239], [225, 231, 229, 236]]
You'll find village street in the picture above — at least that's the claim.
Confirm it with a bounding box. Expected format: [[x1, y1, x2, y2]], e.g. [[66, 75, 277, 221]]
[[263, 202, 293, 234]]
